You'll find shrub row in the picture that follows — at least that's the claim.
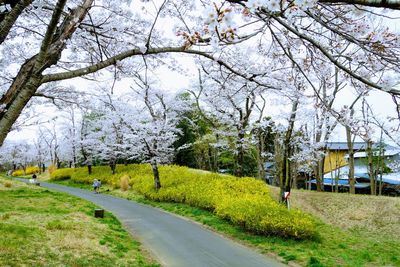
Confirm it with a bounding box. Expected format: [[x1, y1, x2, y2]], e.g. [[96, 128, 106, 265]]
[[51, 164, 316, 239], [12, 166, 39, 177]]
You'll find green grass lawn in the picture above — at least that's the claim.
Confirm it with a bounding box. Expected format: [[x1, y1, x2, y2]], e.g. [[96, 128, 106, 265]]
[[48, 171, 400, 267], [0, 176, 159, 267]]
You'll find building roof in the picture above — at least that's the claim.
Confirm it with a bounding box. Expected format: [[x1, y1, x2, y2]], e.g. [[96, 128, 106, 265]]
[[326, 142, 398, 151], [326, 142, 367, 150]]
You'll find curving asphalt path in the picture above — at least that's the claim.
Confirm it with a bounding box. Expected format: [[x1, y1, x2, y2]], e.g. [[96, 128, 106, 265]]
[[29, 180, 285, 267]]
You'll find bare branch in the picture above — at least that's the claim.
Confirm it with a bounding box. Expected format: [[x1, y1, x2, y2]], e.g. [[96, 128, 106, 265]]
[[273, 16, 400, 96]]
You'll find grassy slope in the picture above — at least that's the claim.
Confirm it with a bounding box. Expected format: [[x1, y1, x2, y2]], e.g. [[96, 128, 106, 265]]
[[45, 166, 400, 267], [110, 190, 400, 267], [0, 176, 159, 267]]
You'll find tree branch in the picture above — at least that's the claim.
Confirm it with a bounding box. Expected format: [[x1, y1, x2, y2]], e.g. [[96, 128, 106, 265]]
[[41, 47, 277, 89], [273, 16, 400, 96], [0, 0, 32, 44], [318, 0, 400, 9]]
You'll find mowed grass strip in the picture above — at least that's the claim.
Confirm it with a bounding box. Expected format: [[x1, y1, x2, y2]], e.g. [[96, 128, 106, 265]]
[[0, 176, 159, 267], [49, 165, 400, 267]]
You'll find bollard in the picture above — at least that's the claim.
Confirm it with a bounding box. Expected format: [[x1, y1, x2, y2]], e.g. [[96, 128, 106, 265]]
[[94, 209, 104, 218]]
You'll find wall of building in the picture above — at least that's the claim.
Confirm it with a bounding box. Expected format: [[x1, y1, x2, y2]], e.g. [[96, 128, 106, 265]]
[[324, 150, 348, 174]]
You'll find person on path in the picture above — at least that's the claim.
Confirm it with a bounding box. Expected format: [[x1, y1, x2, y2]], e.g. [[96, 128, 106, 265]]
[[32, 173, 37, 183], [93, 179, 101, 194]]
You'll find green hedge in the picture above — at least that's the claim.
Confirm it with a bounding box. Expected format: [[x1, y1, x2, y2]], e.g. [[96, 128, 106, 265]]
[[51, 164, 316, 239]]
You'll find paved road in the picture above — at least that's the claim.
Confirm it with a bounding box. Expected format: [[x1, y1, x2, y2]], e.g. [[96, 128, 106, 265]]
[[32, 181, 285, 267]]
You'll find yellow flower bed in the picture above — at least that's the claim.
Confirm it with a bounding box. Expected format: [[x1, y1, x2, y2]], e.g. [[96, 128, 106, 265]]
[[51, 164, 316, 239]]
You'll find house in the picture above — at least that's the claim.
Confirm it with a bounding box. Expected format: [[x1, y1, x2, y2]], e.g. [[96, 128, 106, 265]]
[[318, 145, 400, 195], [323, 142, 399, 174]]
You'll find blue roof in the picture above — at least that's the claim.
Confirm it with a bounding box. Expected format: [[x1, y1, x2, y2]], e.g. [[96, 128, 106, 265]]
[[326, 142, 398, 151], [311, 176, 400, 185]]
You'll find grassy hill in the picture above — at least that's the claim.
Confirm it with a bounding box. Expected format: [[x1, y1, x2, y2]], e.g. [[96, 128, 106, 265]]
[[47, 164, 400, 266], [270, 187, 400, 238], [0, 176, 159, 267]]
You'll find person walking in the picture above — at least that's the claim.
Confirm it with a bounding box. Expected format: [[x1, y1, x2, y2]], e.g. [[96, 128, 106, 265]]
[[93, 179, 98, 193], [93, 179, 101, 194]]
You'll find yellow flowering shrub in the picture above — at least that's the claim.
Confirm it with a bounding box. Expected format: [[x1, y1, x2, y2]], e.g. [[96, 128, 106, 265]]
[[48, 164, 57, 175], [120, 175, 130, 191], [12, 166, 39, 176], [55, 164, 317, 239], [50, 168, 75, 180]]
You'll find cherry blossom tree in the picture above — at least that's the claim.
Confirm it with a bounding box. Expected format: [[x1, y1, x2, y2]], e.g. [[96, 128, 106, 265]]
[[193, 66, 266, 177], [0, 140, 36, 174], [121, 73, 183, 190], [1, 0, 400, 148]]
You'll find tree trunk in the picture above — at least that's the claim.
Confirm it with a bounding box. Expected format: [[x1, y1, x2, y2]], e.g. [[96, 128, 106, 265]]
[[151, 160, 161, 191], [234, 127, 246, 177], [315, 156, 325, 192], [110, 160, 116, 174], [73, 150, 77, 168], [346, 125, 356, 194], [0, 0, 94, 146], [87, 164, 92, 175], [207, 146, 213, 172], [378, 131, 384, 196], [367, 140, 375, 195], [280, 151, 292, 204], [279, 101, 298, 206], [256, 132, 265, 180], [42, 163, 45, 172], [0, 0, 33, 45]]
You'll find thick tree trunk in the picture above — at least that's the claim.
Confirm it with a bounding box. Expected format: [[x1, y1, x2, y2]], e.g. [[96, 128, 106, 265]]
[[0, 0, 94, 146], [87, 164, 92, 175], [151, 160, 161, 191], [0, 73, 42, 146], [0, 0, 33, 45]]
